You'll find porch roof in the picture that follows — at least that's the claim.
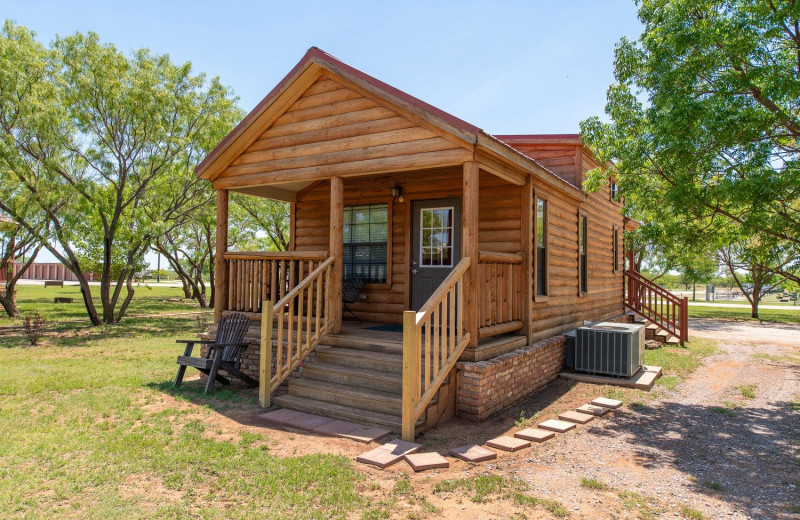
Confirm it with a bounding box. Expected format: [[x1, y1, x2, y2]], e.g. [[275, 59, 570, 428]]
[[196, 47, 584, 201]]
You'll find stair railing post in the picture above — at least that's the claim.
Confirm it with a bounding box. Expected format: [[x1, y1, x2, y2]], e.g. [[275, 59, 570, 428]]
[[401, 310, 419, 442], [260, 300, 274, 408], [681, 296, 688, 346]]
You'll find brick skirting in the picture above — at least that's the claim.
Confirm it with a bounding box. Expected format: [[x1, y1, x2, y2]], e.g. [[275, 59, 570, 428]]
[[456, 335, 567, 421]]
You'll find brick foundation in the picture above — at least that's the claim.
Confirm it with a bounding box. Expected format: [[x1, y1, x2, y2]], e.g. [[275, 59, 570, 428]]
[[456, 335, 567, 421]]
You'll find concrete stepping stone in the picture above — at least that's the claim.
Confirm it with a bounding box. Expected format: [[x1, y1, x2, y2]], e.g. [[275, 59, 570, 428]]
[[405, 452, 450, 472], [577, 404, 610, 416], [486, 435, 531, 452], [591, 397, 623, 409], [357, 439, 422, 469], [258, 408, 308, 425], [449, 444, 497, 463], [340, 426, 392, 444], [538, 419, 576, 433], [559, 410, 595, 424], [514, 428, 555, 442], [312, 419, 362, 436]]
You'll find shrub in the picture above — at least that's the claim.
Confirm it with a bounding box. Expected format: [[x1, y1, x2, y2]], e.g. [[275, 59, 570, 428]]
[[22, 313, 47, 346]]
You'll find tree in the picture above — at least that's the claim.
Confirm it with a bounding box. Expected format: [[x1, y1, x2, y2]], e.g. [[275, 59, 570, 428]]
[[717, 233, 796, 318], [230, 195, 290, 251], [0, 215, 42, 317], [153, 191, 217, 308], [0, 22, 241, 324], [581, 0, 799, 269]]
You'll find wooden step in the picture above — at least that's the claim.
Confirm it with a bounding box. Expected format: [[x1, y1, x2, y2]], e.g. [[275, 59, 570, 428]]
[[665, 335, 680, 345], [288, 377, 402, 415], [322, 335, 402, 354], [301, 361, 403, 393], [301, 361, 447, 395], [273, 394, 415, 431], [462, 335, 528, 362], [316, 347, 403, 373]]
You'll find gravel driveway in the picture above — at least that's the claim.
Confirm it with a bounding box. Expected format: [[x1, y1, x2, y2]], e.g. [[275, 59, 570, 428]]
[[356, 318, 800, 519]]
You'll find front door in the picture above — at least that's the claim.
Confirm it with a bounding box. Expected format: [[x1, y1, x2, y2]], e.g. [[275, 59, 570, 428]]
[[410, 198, 461, 310]]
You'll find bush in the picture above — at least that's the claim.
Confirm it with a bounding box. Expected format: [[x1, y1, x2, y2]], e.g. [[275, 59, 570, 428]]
[[22, 313, 46, 346]]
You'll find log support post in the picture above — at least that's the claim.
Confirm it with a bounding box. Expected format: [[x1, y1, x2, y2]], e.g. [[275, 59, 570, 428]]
[[214, 189, 229, 323], [401, 310, 418, 441], [329, 176, 343, 334], [260, 300, 274, 408], [462, 161, 479, 348], [522, 178, 533, 343]]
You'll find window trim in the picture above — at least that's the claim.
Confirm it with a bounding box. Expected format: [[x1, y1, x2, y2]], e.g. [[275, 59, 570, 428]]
[[418, 206, 455, 268], [532, 191, 549, 302], [578, 210, 588, 296], [612, 225, 620, 274], [342, 199, 393, 289]]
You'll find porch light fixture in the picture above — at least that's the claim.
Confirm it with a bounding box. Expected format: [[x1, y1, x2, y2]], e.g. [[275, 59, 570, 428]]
[[391, 185, 403, 203]]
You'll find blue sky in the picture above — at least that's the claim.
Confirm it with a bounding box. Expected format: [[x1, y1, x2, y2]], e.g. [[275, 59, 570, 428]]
[[5, 0, 643, 266]]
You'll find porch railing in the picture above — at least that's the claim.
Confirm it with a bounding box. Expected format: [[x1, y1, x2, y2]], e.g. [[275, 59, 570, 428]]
[[223, 251, 328, 314], [625, 268, 688, 345], [402, 256, 471, 441], [478, 250, 524, 338], [259, 256, 335, 407]]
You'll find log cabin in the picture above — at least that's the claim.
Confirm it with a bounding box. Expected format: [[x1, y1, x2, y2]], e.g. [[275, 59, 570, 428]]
[[195, 48, 687, 440]]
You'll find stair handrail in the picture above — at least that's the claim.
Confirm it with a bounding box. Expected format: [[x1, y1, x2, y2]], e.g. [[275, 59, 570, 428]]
[[624, 268, 688, 345], [259, 256, 335, 407], [402, 256, 471, 441]]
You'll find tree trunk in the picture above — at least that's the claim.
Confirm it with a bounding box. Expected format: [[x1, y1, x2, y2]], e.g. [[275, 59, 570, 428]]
[[0, 290, 18, 318]]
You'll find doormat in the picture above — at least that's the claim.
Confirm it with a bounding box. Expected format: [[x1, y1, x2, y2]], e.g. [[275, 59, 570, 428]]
[[365, 324, 403, 333]]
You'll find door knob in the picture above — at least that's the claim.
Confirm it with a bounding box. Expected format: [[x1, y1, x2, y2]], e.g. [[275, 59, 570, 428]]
[[411, 269, 419, 275]]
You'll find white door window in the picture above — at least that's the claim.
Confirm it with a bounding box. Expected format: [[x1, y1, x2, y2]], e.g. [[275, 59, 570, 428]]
[[419, 207, 454, 267]]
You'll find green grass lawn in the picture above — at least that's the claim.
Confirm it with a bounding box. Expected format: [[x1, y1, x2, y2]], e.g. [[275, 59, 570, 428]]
[[688, 305, 800, 324], [0, 284, 201, 326], [0, 316, 365, 519]]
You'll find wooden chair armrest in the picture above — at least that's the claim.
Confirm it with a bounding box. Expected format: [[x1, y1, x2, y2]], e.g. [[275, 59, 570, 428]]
[[209, 342, 248, 349], [175, 339, 215, 344]]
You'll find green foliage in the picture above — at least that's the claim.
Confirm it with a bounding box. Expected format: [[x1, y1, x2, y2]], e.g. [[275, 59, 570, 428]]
[[581, 0, 800, 288], [0, 22, 242, 325], [580, 477, 607, 490]]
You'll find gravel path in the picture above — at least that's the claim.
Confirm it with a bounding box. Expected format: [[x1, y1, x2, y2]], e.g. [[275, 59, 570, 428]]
[[375, 318, 800, 519]]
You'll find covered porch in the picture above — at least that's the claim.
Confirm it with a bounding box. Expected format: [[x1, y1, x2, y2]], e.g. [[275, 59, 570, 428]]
[[212, 161, 531, 440]]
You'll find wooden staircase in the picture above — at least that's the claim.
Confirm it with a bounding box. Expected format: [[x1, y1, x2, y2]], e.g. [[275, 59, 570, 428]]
[[626, 311, 680, 346], [272, 332, 455, 433]]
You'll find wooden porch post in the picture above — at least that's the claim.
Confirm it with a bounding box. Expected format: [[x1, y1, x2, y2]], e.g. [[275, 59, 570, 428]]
[[522, 178, 533, 343], [462, 162, 479, 348], [214, 189, 229, 322], [329, 177, 343, 334]]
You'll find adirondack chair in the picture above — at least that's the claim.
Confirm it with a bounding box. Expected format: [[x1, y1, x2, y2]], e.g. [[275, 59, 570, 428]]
[[342, 273, 365, 322], [173, 312, 257, 394]]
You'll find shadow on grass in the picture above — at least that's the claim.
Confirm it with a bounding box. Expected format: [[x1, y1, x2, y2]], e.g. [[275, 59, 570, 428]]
[[146, 378, 270, 428], [0, 315, 205, 349]]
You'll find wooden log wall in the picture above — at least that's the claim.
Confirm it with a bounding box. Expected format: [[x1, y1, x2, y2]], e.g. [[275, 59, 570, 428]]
[[527, 146, 625, 342], [294, 168, 523, 324], [214, 76, 471, 188]]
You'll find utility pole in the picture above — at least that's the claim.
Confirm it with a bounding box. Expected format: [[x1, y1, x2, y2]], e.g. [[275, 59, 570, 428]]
[[156, 253, 161, 283]]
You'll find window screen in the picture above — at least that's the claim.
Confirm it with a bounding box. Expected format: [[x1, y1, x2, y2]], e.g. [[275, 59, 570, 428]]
[[536, 198, 547, 296], [579, 215, 588, 293], [343, 204, 388, 283]]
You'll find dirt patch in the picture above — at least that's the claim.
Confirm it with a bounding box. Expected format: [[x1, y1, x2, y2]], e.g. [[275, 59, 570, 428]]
[[153, 320, 799, 519]]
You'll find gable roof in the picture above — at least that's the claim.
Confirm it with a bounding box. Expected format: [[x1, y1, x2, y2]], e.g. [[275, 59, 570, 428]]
[[195, 47, 584, 199]]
